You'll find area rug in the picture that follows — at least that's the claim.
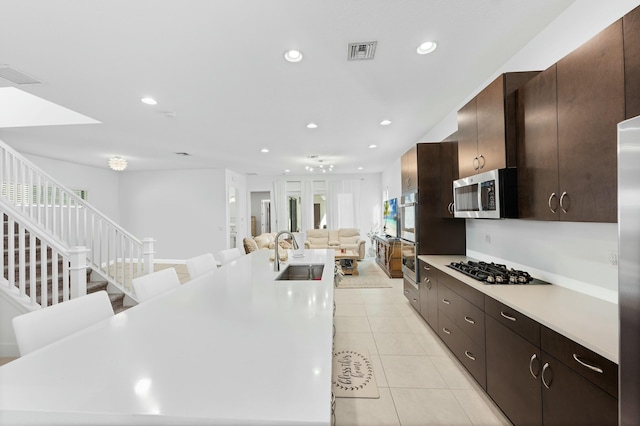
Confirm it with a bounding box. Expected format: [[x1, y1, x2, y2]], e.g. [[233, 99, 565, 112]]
[[332, 348, 380, 399], [335, 259, 398, 289]]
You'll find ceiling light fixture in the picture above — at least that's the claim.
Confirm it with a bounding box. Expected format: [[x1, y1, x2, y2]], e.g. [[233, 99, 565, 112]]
[[108, 156, 128, 171], [141, 97, 157, 105], [380, 119, 392, 126], [357, 166, 364, 170], [369, 144, 377, 149], [261, 148, 269, 153], [416, 41, 437, 55], [284, 50, 303, 63], [306, 122, 318, 129]]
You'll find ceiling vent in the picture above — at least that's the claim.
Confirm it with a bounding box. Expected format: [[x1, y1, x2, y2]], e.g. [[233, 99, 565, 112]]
[[348, 42, 377, 61], [0, 66, 42, 85]]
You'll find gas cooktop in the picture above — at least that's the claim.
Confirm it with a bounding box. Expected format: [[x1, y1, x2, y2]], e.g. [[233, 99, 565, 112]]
[[447, 260, 550, 285]]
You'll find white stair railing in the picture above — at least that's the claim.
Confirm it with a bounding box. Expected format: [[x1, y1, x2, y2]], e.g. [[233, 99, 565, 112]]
[[1, 200, 87, 309], [0, 140, 154, 301]]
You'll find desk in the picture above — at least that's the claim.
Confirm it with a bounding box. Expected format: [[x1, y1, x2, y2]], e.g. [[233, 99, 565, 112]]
[[0, 249, 335, 425]]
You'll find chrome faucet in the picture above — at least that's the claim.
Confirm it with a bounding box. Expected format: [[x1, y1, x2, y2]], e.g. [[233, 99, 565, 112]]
[[274, 230, 300, 271]]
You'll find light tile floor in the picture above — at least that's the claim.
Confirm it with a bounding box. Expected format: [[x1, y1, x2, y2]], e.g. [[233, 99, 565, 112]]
[[334, 279, 512, 426]]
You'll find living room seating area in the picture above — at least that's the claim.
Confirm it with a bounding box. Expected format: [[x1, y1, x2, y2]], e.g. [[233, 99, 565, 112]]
[[304, 228, 365, 259]]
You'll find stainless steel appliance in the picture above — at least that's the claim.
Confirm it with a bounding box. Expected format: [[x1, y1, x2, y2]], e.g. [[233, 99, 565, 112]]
[[618, 115, 640, 423], [401, 239, 417, 282], [447, 260, 550, 285], [399, 192, 417, 242], [453, 168, 518, 219]]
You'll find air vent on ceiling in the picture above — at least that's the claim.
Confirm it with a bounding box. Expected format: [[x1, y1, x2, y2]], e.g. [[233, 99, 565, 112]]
[[0, 66, 42, 85], [348, 42, 377, 61], [175, 152, 191, 156]]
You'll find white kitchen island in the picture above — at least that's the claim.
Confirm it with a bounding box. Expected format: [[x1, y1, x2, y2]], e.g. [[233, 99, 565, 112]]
[[0, 249, 335, 425]]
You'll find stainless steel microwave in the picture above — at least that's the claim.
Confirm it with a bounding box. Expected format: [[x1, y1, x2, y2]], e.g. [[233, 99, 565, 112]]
[[453, 168, 518, 219]]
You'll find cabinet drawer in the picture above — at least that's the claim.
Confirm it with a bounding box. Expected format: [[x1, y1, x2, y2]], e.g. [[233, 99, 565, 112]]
[[403, 278, 420, 312], [438, 284, 485, 348], [439, 311, 487, 389], [541, 326, 618, 398], [485, 296, 540, 346], [418, 260, 438, 284], [438, 271, 484, 309]]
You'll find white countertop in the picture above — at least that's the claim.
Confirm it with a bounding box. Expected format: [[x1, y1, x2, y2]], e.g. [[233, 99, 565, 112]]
[[420, 255, 619, 364], [0, 249, 335, 425]]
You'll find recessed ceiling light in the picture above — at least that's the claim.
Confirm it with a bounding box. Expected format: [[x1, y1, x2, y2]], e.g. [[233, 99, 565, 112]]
[[380, 119, 392, 126], [284, 50, 303, 63], [306, 122, 318, 129], [368, 144, 377, 149], [284, 169, 290, 173], [108, 156, 128, 171], [141, 97, 157, 105], [261, 148, 269, 153], [416, 41, 437, 55], [357, 166, 364, 170]]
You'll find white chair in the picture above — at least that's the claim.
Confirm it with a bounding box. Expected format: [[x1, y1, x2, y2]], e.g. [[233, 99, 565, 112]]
[[12, 290, 114, 356], [186, 253, 218, 279], [216, 248, 243, 266], [132, 267, 180, 303]]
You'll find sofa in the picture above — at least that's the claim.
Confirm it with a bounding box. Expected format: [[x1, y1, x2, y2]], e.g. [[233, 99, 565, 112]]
[[304, 228, 366, 259], [243, 232, 292, 254]]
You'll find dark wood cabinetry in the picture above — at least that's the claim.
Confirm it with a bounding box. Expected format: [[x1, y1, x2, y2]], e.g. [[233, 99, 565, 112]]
[[624, 5, 640, 119], [485, 296, 618, 426], [457, 72, 539, 179], [374, 235, 402, 278], [439, 141, 459, 218], [400, 143, 465, 255], [518, 20, 624, 223], [403, 277, 420, 312], [436, 272, 486, 389], [418, 260, 438, 328]]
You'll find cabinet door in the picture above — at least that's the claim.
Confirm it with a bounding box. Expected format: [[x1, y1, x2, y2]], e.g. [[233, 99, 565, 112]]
[[624, 5, 640, 119], [457, 98, 479, 178], [418, 262, 438, 329], [476, 75, 507, 173], [517, 65, 560, 220], [486, 315, 542, 426], [557, 20, 624, 223], [439, 142, 459, 217], [401, 145, 418, 193], [541, 351, 617, 426]]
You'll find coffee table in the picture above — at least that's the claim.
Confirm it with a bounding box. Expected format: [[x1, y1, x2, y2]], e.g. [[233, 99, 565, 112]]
[[335, 249, 359, 276]]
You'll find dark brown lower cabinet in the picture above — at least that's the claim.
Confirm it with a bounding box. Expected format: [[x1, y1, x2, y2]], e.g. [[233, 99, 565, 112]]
[[418, 260, 438, 328], [541, 351, 617, 426], [403, 277, 419, 312], [486, 315, 542, 426]]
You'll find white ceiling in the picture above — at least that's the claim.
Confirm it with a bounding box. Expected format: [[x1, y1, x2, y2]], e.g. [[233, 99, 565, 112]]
[[0, 0, 575, 175]]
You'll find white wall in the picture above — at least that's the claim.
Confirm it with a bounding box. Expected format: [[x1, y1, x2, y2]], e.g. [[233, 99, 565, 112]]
[[24, 153, 120, 221], [418, 0, 639, 302], [118, 169, 228, 259]]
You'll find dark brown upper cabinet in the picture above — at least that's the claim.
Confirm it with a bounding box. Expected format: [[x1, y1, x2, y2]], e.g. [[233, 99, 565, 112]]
[[400, 145, 418, 193], [624, 5, 640, 119], [457, 72, 539, 179], [518, 19, 623, 223]]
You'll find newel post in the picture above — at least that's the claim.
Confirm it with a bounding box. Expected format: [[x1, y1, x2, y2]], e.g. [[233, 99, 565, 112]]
[[142, 238, 156, 275], [69, 246, 89, 299]]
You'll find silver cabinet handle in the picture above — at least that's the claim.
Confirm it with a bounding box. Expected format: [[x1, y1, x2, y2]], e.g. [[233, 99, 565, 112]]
[[404, 289, 409, 294], [442, 299, 451, 305], [423, 278, 432, 290], [406, 177, 412, 188], [465, 351, 476, 361], [541, 363, 552, 389], [423, 265, 430, 271], [447, 202, 454, 215], [559, 191, 569, 213], [464, 316, 475, 324], [479, 155, 485, 169], [572, 354, 604, 374], [500, 311, 517, 322], [529, 354, 540, 379], [442, 327, 451, 335], [548, 192, 558, 213], [473, 157, 480, 170]]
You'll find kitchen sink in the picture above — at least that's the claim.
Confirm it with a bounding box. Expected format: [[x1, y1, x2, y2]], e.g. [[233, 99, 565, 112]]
[[275, 264, 325, 281]]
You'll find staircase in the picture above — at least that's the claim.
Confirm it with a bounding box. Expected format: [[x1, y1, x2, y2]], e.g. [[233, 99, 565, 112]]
[[3, 214, 127, 313]]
